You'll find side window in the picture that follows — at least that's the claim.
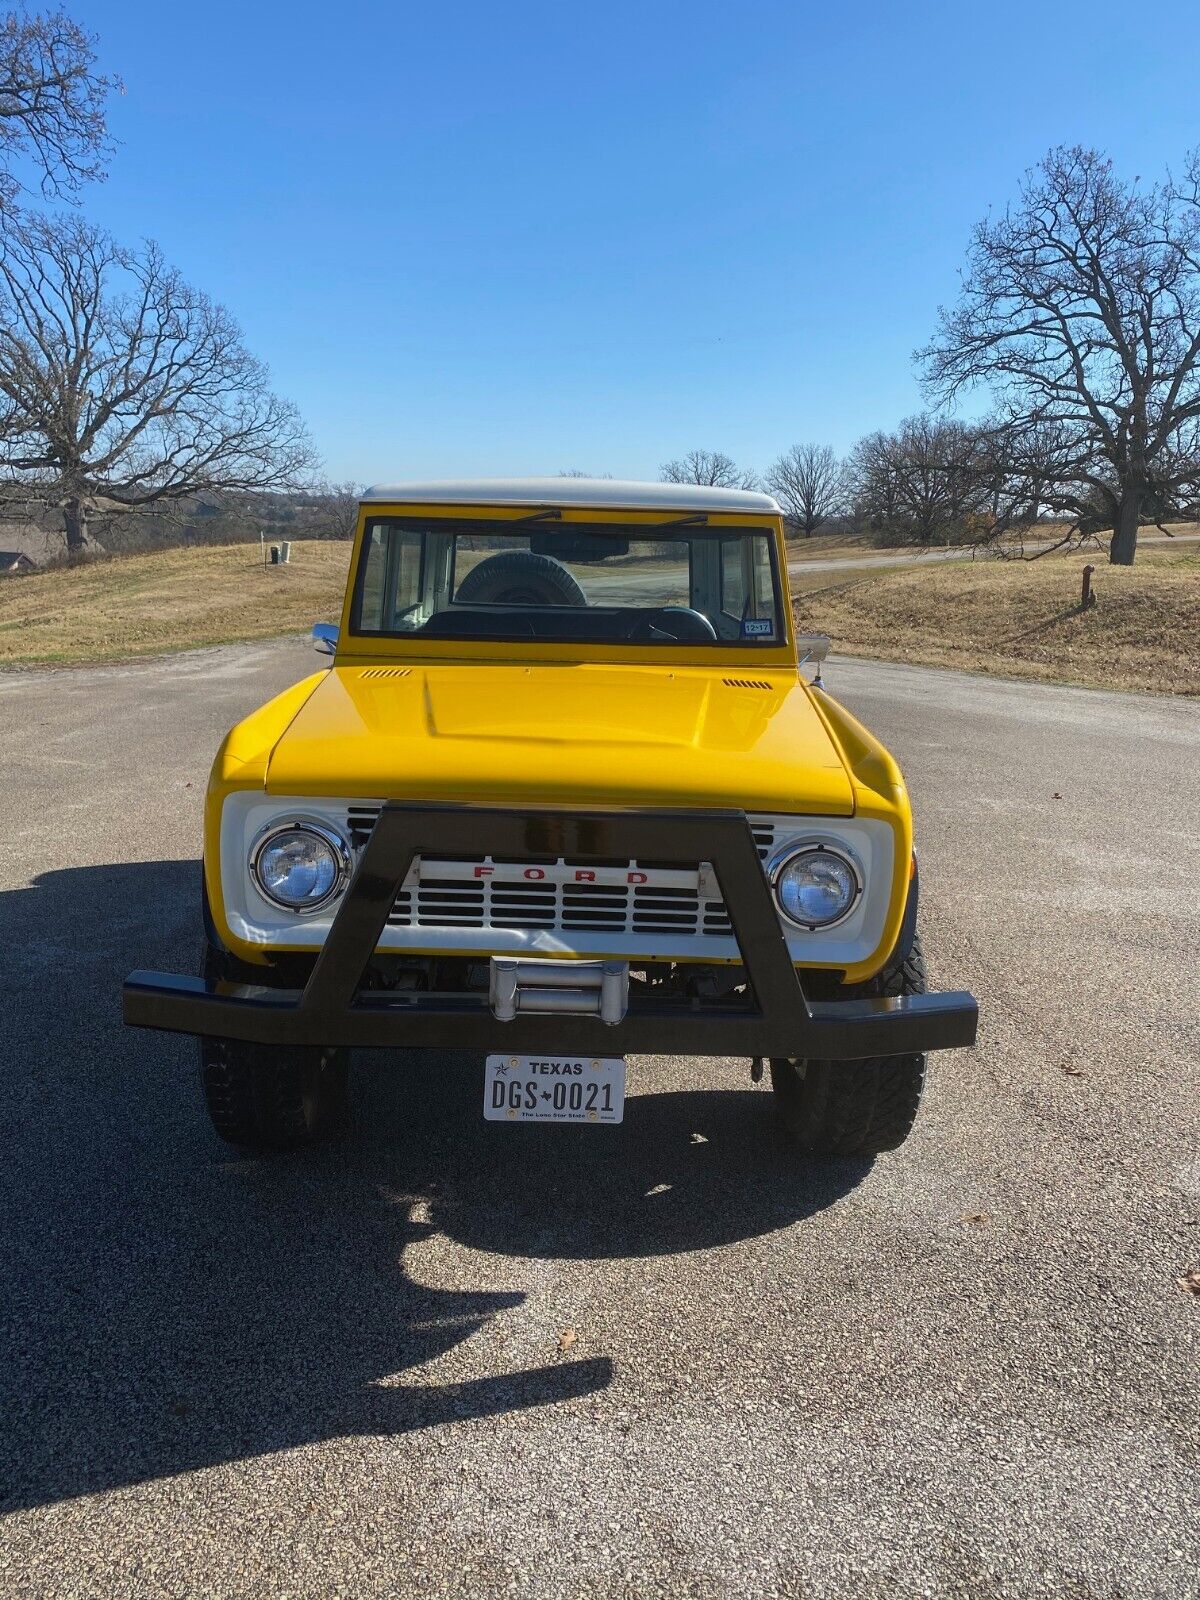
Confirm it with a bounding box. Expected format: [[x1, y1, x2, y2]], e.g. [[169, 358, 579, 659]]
[[719, 538, 748, 619], [358, 524, 387, 631], [390, 531, 423, 625], [751, 538, 774, 616], [356, 524, 425, 632], [717, 534, 778, 638]]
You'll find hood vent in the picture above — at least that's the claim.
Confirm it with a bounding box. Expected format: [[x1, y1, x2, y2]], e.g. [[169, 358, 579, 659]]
[[358, 667, 412, 680], [722, 677, 772, 690]]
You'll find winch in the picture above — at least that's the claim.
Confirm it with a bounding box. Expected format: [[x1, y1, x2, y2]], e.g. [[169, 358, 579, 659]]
[[489, 957, 630, 1025]]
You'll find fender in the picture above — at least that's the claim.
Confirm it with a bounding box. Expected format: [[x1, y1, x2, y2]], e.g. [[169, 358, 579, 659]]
[[891, 856, 919, 966]]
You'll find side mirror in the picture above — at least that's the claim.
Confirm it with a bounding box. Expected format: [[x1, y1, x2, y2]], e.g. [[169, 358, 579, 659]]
[[796, 633, 830, 663], [312, 622, 339, 656]]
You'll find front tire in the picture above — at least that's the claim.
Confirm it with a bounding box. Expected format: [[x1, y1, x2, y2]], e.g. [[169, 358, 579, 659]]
[[770, 935, 928, 1158], [199, 942, 346, 1152]]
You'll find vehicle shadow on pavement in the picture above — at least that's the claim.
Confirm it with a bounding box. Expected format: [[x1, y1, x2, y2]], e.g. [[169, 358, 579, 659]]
[[0, 859, 866, 1513], [352, 1051, 871, 1261]]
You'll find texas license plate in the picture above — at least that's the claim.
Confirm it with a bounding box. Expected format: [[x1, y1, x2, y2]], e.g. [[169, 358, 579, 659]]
[[483, 1054, 626, 1124]]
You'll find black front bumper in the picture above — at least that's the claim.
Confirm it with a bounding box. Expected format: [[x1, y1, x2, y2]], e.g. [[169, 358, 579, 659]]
[[123, 805, 978, 1061]]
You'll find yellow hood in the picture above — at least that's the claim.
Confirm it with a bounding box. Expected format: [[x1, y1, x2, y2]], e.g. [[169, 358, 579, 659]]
[[264, 663, 855, 815]]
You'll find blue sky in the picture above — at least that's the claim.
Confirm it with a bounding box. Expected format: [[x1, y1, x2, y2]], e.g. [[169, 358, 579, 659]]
[[71, 0, 1200, 482]]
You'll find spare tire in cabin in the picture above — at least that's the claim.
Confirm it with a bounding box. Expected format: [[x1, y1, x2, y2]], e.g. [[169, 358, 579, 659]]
[[455, 550, 588, 607]]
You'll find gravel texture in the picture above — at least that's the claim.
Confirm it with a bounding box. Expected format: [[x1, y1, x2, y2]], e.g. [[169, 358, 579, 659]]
[[1, 642, 1197, 1599]]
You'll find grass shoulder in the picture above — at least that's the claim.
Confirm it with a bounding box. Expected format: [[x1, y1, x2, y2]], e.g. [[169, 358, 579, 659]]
[[0, 541, 351, 667], [792, 545, 1200, 696]]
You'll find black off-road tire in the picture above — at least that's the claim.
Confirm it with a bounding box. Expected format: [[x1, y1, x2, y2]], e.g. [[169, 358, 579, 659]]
[[769, 934, 928, 1158], [199, 942, 347, 1152], [455, 550, 588, 607]]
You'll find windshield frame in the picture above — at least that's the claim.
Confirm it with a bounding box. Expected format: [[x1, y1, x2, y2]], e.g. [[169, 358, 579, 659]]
[[344, 511, 792, 660]]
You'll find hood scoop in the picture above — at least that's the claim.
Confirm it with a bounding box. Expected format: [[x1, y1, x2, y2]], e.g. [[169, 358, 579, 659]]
[[723, 677, 773, 690]]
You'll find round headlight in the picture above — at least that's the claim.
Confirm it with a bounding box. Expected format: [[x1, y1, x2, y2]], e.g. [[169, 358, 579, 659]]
[[772, 844, 860, 929], [250, 822, 350, 913]]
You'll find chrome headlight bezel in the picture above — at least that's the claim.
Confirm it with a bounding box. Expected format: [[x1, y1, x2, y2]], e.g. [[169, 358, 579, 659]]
[[248, 819, 352, 915], [767, 839, 863, 931]]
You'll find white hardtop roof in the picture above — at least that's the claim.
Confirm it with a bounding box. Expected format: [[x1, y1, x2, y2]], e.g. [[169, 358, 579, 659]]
[[360, 477, 782, 515]]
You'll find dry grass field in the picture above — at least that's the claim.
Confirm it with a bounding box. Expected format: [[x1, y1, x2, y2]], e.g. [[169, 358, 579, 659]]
[[1, 535, 1196, 695], [0, 541, 352, 666], [784, 530, 875, 561], [792, 544, 1200, 695]]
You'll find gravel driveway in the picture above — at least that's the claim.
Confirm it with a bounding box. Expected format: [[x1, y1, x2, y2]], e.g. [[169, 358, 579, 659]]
[[1, 642, 1197, 1599]]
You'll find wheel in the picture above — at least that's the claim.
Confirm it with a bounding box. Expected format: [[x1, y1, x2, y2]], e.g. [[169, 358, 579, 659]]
[[454, 550, 588, 607], [199, 941, 347, 1152], [770, 934, 928, 1158]]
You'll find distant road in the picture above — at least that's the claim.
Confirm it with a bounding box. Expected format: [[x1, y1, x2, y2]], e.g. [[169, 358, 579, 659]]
[[2, 640, 1197, 1598], [788, 529, 1200, 577]]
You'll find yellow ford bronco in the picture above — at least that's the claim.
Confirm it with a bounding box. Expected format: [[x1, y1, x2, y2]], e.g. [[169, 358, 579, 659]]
[[124, 479, 976, 1155]]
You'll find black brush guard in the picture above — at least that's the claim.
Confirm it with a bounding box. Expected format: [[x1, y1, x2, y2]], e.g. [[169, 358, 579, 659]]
[[123, 805, 978, 1060]]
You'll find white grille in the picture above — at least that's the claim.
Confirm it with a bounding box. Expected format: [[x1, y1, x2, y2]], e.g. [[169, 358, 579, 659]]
[[345, 806, 782, 942]]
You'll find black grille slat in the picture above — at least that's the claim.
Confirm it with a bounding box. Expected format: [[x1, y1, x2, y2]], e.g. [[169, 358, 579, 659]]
[[347, 806, 381, 850]]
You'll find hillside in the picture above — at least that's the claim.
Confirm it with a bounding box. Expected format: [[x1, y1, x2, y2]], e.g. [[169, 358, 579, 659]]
[[792, 545, 1200, 695], [0, 541, 351, 666]]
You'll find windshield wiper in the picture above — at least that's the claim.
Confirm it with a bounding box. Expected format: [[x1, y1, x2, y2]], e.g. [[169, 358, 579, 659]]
[[510, 508, 563, 525], [652, 513, 708, 529]]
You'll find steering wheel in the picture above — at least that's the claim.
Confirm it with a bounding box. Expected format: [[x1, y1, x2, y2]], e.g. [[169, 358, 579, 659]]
[[628, 606, 718, 642]]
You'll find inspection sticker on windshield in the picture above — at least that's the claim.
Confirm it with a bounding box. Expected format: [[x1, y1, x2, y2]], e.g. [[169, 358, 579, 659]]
[[484, 1054, 625, 1124], [742, 618, 773, 637]]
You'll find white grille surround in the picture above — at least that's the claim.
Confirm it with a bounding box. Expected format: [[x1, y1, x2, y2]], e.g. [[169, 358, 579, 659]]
[[219, 794, 896, 970]]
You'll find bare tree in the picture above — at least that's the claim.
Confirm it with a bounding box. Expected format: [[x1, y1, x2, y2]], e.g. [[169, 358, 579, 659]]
[[920, 145, 1200, 564], [660, 449, 759, 490], [307, 479, 362, 540], [845, 430, 899, 531], [847, 415, 988, 545], [0, 7, 117, 202], [765, 442, 844, 536], [0, 210, 315, 553], [959, 418, 1112, 557]]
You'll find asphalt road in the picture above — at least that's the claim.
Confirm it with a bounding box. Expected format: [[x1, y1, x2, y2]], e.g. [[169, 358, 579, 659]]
[[1, 642, 1198, 1599]]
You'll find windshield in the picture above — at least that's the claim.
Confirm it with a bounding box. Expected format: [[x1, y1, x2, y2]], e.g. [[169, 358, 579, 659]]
[[351, 518, 782, 646]]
